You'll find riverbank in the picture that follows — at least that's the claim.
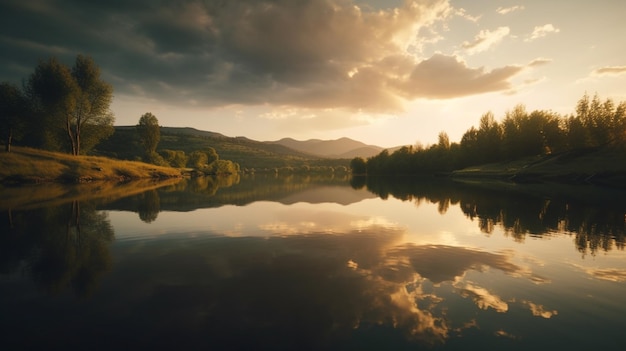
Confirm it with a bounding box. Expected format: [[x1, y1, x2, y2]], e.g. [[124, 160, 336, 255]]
[[0, 147, 183, 184], [450, 148, 626, 188]]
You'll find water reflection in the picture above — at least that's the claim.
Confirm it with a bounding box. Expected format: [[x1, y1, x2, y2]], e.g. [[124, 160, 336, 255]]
[[356, 176, 626, 255], [11, 227, 552, 349], [1, 175, 626, 349], [0, 201, 114, 297]]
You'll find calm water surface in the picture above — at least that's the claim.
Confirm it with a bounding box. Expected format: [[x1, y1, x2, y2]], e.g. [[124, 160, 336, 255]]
[[1, 175, 625, 350]]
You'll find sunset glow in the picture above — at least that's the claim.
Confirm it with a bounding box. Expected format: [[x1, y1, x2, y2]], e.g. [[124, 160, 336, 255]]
[[1, 0, 624, 147]]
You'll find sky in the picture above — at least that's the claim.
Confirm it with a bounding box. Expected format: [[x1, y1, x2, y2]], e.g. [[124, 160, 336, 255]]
[[1, 0, 625, 148]]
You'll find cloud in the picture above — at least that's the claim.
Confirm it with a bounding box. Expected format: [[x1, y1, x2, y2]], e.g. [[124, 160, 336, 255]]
[[496, 6, 524, 15], [528, 58, 553, 67], [461, 27, 510, 55], [525, 24, 560, 42], [454, 8, 481, 22], [592, 66, 626, 77], [0, 0, 532, 113], [400, 54, 524, 99]]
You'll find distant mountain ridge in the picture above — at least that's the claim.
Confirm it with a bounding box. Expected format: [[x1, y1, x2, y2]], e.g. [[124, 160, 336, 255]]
[[100, 126, 390, 168], [266, 137, 385, 159]]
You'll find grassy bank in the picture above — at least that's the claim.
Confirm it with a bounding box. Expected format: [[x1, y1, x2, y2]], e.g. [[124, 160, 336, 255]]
[[0, 147, 183, 184], [451, 148, 626, 187]]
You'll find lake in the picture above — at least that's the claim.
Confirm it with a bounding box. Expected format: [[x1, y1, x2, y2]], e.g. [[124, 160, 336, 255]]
[[1, 174, 625, 350]]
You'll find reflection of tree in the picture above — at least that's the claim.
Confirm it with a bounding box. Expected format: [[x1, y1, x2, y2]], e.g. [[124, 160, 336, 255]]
[[350, 175, 366, 190], [0, 202, 114, 297], [137, 189, 161, 223], [362, 176, 626, 255], [102, 173, 357, 213]]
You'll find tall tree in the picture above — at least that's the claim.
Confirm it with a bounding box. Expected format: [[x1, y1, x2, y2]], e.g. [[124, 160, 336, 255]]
[[25, 55, 114, 155], [136, 112, 160, 157], [26, 57, 77, 152], [69, 55, 115, 155], [0, 82, 26, 152], [476, 111, 502, 163]]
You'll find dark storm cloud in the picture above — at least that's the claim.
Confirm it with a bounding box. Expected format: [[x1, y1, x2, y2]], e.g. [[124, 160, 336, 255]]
[[0, 0, 528, 111]]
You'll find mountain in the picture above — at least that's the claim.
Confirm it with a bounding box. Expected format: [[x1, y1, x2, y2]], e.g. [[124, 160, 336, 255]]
[[97, 127, 386, 169], [266, 137, 384, 159]]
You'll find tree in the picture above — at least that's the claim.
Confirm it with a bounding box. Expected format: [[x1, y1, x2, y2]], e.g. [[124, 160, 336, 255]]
[[350, 157, 367, 175], [136, 112, 160, 157], [204, 147, 219, 165], [187, 150, 208, 169], [209, 160, 240, 175], [160, 149, 188, 168], [437, 131, 450, 150], [476, 111, 503, 163], [70, 55, 115, 155], [0, 82, 26, 152], [25, 55, 114, 155], [26, 57, 78, 151]]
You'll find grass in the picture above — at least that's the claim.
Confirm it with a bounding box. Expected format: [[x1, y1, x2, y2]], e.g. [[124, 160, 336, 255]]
[[0, 146, 183, 184], [451, 148, 626, 187]]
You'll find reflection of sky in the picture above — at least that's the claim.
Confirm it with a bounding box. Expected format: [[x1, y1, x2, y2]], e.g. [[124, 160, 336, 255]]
[[0, 191, 600, 350], [109, 195, 626, 271], [107, 195, 626, 340]]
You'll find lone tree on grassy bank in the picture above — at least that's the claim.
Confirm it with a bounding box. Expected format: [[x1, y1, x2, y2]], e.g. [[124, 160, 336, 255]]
[[25, 55, 114, 155], [136, 112, 161, 162]]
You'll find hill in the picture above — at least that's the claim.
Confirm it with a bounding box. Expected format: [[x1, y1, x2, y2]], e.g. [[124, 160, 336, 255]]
[[97, 127, 386, 169], [451, 148, 626, 188], [266, 137, 384, 159]]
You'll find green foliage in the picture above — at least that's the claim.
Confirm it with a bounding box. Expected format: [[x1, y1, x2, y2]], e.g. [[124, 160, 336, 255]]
[[25, 57, 77, 152], [136, 112, 160, 158], [24, 55, 114, 155], [160, 149, 188, 168], [208, 159, 240, 175], [144, 151, 169, 167], [573, 93, 626, 148], [187, 150, 208, 169]]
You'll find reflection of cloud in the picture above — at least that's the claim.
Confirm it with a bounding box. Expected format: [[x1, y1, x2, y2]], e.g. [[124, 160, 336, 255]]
[[521, 300, 558, 319], [111, 230, 554, 348], [388, 244, 546, 284], [456, 282, 508, 312], [577, 266, 626, 282], [495, 329, 517, 339], [258, 209, 368, 235]]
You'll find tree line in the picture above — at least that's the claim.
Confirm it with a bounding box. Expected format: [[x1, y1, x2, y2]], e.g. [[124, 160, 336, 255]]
[[134, 112, 240, 175], [351, 93, 626, 175]]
